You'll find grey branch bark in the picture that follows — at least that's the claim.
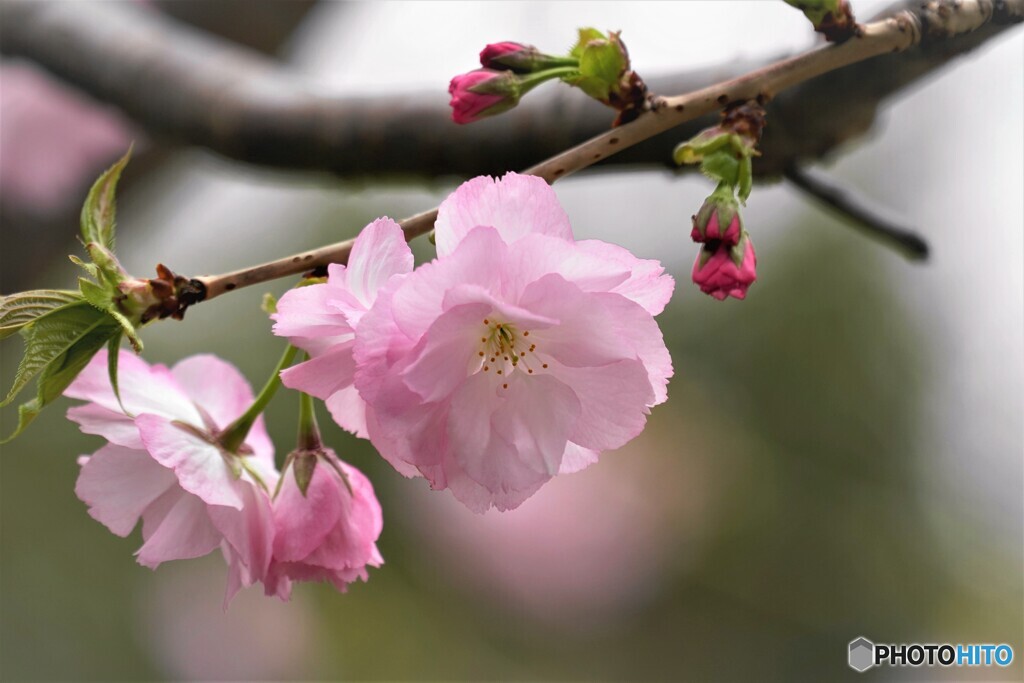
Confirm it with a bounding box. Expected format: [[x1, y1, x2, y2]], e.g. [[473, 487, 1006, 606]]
[[0, 0, 1020, 179]]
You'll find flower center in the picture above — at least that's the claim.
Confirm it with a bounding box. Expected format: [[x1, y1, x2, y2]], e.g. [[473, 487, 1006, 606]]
[[475, 319, 548, 387]]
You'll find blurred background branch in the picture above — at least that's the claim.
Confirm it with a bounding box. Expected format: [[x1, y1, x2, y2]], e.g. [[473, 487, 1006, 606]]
[[0, 0, 1020, 180]]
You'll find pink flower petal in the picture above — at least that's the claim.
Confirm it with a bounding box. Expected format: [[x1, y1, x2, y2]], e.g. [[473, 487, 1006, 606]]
[[279, 341, 356, 400], [67, 403, 144, 449], [344, 217, 415, 309], [434, 173, 573, 256], [389, 227, 507, 339], [574, 240, 675, 315], [75, 444, 177, 537], [272, 282, 354, 350], [65, 349, 201, 423], [325, 385, 368, 439], [209, 480, 275, 593], [272, 459, 344, 562], [447, 372, 580, 511], [170, 354, 256, 431], [547, 359, 654, 452], [137, 414, 246, 510], [559, 442, 600, 474], [136, 488, 222, 569]]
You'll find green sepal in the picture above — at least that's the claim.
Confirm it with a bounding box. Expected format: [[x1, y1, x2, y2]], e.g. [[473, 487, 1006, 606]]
[[737, 155, 754, 204], [293, 453, 317, 497], [0, 290, 82, 340], [570, 28, 607, 59], [80, 147, 131, 252]]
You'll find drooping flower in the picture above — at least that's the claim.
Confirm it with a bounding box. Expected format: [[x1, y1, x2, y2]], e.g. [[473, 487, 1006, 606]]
[[66, 350, 277, 606], [265, 448, 383, 600], [354, 173, 674, 512], [692, 232, 758, 301], [272, 218, 413, 438]]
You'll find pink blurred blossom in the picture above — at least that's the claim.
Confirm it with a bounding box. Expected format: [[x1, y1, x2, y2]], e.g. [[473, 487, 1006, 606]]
[[354, 173, 674, 512], [0, 64, 134, 210], [66, 351, 276, 607]]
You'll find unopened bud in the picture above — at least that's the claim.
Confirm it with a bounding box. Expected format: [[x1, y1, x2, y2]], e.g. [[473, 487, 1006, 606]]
[[479, 42, 577, 73], [692, 232, 758, 301], [692, 187, 742, 245]]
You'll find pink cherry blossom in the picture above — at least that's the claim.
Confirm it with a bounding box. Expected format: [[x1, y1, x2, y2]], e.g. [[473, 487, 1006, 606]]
[[272, 218, 413, 438], [692, 232, 758, 301], [264, 450, 383, 600], [66, 350, 276, 607], [354, 173, 674, 512]]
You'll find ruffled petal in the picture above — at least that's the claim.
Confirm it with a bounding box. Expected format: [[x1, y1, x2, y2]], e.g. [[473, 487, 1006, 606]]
[[434, 173, 573, 256], [66, 403, 144, 449], [344, 217, 415, 308]]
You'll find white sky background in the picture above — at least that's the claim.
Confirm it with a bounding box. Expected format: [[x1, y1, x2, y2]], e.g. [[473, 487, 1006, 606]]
[[122, 1, 1023, 585]]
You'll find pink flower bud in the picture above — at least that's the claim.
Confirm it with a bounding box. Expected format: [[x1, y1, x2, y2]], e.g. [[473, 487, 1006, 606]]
[[692, 192, 742, 245], [480, 42, 532, 71], [448, 69, 520, 124], [692, 233, 757, 301]]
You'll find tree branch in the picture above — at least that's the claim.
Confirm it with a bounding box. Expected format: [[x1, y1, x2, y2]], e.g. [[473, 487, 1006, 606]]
[[784, 165, 930, 260], [1, 0, 1020, 180], [184, 0, 1021, 305]]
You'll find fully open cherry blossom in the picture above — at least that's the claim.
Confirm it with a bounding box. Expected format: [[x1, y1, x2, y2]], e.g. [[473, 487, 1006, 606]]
[[66, 351, 277, 606], [354, 173, 674, 511]]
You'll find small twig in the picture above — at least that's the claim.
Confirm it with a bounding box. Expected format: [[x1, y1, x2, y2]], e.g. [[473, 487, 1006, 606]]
[[194, 9, 932, 302], [784, 165, 929, 260]]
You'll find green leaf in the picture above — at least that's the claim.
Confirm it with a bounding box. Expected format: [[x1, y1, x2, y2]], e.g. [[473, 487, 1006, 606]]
[[81, 147, 131, 251], [79, 278, 142, 352], [69, 255, 100, 280], [85, 243, 127, 285], [1, 302, 111, 407], [0, 290, 82, 340], [1, 308, 120, 442]]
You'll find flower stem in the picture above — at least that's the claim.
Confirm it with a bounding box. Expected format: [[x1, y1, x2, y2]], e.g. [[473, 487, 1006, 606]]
[[219, 344, 298, 453], [296, 389, 321, 451]]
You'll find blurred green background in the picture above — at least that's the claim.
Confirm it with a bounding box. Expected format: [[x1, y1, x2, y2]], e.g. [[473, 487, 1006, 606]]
[[1, 2, 1021, 681]]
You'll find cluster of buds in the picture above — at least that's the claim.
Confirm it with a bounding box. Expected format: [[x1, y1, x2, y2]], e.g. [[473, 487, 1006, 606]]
[[676, 102, 767, 301], [448, 29, 648, 126], [118, 263, 206, 323]]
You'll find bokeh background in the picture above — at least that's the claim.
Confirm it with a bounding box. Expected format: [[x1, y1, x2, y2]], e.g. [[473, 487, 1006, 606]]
[[1, 1, 1021, 681]]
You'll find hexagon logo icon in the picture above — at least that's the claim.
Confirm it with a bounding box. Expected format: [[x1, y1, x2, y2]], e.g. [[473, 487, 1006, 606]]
[[849, 637, 875, 672]]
